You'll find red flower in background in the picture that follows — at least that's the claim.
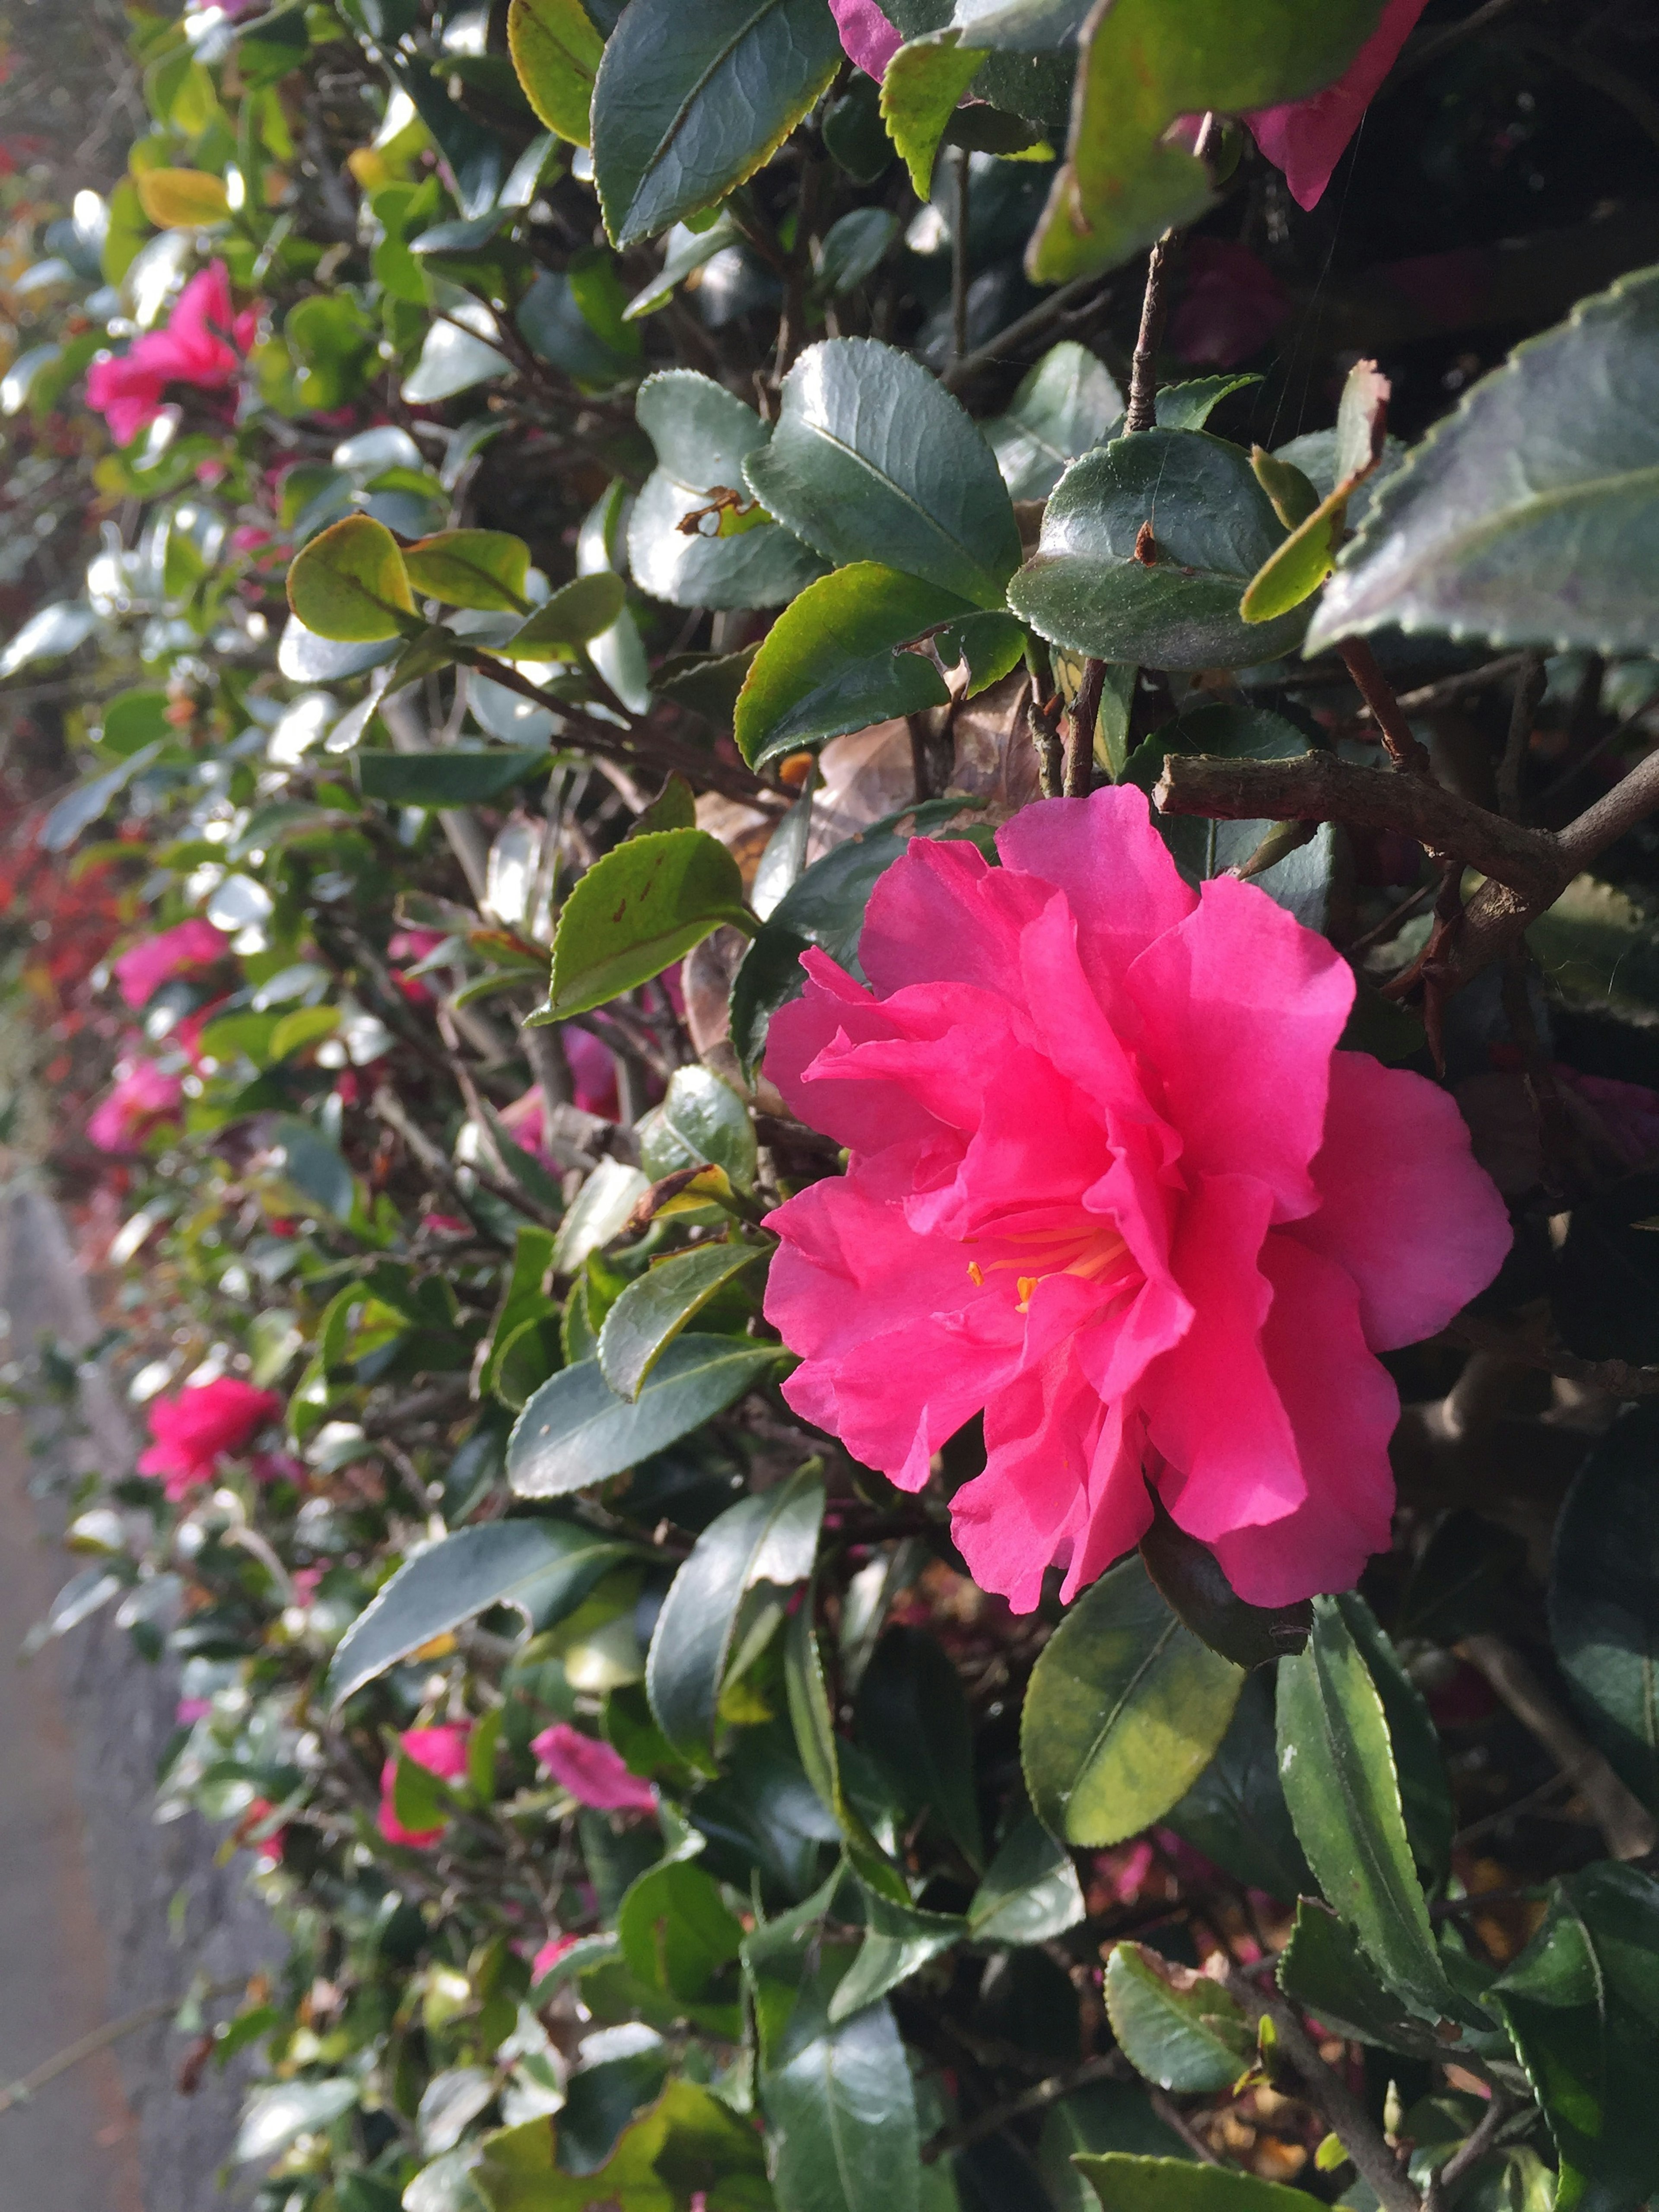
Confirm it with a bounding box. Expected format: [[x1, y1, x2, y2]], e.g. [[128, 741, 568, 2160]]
[[531, 1723, 656, 1813], [85, 261, 258, 446], [113, 918, 229, 1010], [378, 1724, 472, 1847], [137, 1376, 283, 1500], [86, 1058, 184, 1153], [1168, 240, 1291, 369]]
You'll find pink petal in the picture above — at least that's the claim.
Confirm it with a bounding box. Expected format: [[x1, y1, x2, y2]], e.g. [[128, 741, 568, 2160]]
[[532, 1722, 656, 1813], [858, 834, 1049, 1001], [1290, 1051, 1511, 1351], [950, 1346, 1110, 1611], [827, 0, 902, 78], [1246, 0, 1430, 211]]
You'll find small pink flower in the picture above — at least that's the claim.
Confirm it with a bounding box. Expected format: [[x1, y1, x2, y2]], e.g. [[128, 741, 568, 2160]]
[[1247, 0, 1430, 210], [240, 1796, 287, 1864], [85, 261, 258, 446], [87, 1059, 184, 1153], [531, 1723, 656, 1814], [176, 1697, 213, 1725], [419, 1211, 473, 1237], [113, 918, 229, 1010], [531, 1932, 579, 1983], [137, 1376, 283, 1501], [761, 787, 1511, 1610], [378, 1724, 472, 1847], [291, 1565, 324, 1603], [827, 0, 902, 79]]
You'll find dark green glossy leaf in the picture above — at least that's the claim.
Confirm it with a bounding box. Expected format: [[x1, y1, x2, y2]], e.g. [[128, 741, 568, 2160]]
[[1277, 1901, 1446, 2059], [1037, 2082, 1195, 2212], [357, 747, 549, 806], [828, 1887, 964, 2023], [1154, 375, 1261, 432], [760, 1961, 920, 2212], [325, 1519, 631, 1705], [785, 1595, 909, 1903], [268, 1115, 356, 1222], [855, 1624, 983, 1869], [1312, 265, 1659, 658], [744, 338, 1023, 608], [1163, 1674, 1311, 1905], [505, 573, 628, 657], [967, 1810, 1084, 1946], [645, 1462, 825, 1761], [616, 1859, 744, 2022], [597, 1242, 766, 1400], [1104, 1942, 1254, 2094], [1075, 2155, 1313, 2212], [636, 1066, 760, 1194], [591, 0, 841, 248], [543, 828, 753, 1020], [985, 340, 1123, 502], [1007, 431, 1304, 669], [1551, 1407, 1659, 1814], [506, 1336, 781, 1497], [1276, 1595, 1462, 2021], [629, 371, 826, 611], [1336, 1591, 1454, 1891], [1021, 1554, 1243, 1848]]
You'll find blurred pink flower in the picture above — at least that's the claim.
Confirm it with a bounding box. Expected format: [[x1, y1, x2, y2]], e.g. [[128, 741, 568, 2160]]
[[531, 1723, 656, 1814], [1247, 0, 1429, 210], [379, 1724, 472, 1847], [137, 1376, 283, 1500], [531, 1931, 579, 1983], [113, 918, 228, 1009], [85, 261, 258, 446], [1168, 239, 1291, 369], [762, 786, 1511, 1610], [176, 1697, 213, 1725], [87, 1059, 184, 1153], [1555, 1067, 1659, 1170], [827, 0, 901, 78]]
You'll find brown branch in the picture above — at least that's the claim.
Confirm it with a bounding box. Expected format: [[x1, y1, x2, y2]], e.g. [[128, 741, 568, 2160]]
[[1448, 1307, 1659, 1399], [1423, 2089, 1519, 2212], [1125, 229, 1179, 435], [1338, 637, 1435, 779], [1497, 652, 1547, 821], [1066, 659, 1106, 797], [940, 273, 1110, 394]]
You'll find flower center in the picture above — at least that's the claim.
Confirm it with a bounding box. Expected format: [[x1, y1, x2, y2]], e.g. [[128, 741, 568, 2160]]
[[966, 1219, 1133, 1312]]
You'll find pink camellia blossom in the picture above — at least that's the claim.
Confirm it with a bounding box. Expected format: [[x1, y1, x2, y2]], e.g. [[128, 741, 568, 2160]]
[[137, 1376, 284, 1501], [113, 918, 229, 1010], [531, 1723, 656, 1814], [531, 1931, 579, 1983], [87, 1058, 185, 1153], [378, 1724, 472, 1848], [1247, 0, 1429, 210], [761, 788, 1510, 1610], [827, 0, 902, 79], [85, 260, 258, 446]]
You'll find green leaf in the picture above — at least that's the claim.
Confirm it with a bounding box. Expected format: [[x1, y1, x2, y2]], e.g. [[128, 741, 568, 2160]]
[[1038, 2084, 1195, 2212], [506, 0, 604, 146], [597, 1243, 766, 1401], [402, 530, 533, 614], [1335, 1590, 1454, 1892], [1494, 1863, 1659, 2212], [855, 1625, 983, 1869], [629, 371, 826, 612], [357, 747, 549, 806], [829, 1887, 964, 2022], [543, 829, 753, 1020], [1276, 1595, 1462, 2021], [637, 1065, 760, 1194], [744, 338, 1023, 609], [1007, 431, 1305, 669], [591, 0, 841, 248], [1138, 1490, 1310, 1670], [879, 32, 984, 197], [1154, 374, 1262, 432], [503, 572, 628, 657], [646, 1462, 825, 1761], [1075, 2155, 1313, 2212], [235, 2078, 359, 2165], [759, 1970, 920, 2212], [728, 795, 974, 1077], [968, 1810, 1085, 1946], [1021, 1555, 1243, 1848], [1028, 0, 1388, 282], [1104, 1942, 1255, 2094], [286, 515, 416, 643], [1312, 265, 1659, 657], [40, 740, 164, 852], [268, 1115, 356, 1222], [1251, 445, 1322, 531], [1551, 1406, 1659, 1815], [551, 1157, 650, 1277], [814, 207, 899, 297], [324, 1520, 627, 1706], [734, 563, 972, 769], [617, 1860, 745, 2020], [1241, 360, 1390, 623], [400, 305, 510, 404], [507, 1336, 780, 1498], [985, 341, 1124, 502], [1163, 1675, 1311, 1905], [785, 1595, 909, 1903], [1277, 1901, 1446, 2059]]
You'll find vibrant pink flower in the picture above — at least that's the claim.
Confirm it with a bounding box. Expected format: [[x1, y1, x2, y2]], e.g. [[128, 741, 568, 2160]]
[[531, 1723, 656, 1814], [1247, 0, 1429, 211], [137, 1376, 284, 1500], [531, 1932, 579, 1983], [827, 0, 902, 79], [113, 918, 229, 1009], [240, 1796, 287, 1865], [761, 788, 1510, 1610], [1168, 240, 1291, 369], [85, 261, 258, 446], [378, 1724, 473, 1848], [87, 1059, 184, 1153]]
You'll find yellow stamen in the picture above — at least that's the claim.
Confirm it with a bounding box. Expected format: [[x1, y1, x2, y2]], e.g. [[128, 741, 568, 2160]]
[[1017, 1275, 1039, 1309], [966, 1261, 985, 1287]]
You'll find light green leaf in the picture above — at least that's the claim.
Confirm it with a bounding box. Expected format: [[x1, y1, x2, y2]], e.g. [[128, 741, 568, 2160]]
[[506, 0, 604, 146], [879, 32, 983, 197], [829, 1888, 964, 2022], [325, 1520, 630, 1706], [506, 1336, 781, 1498], [542, 828, 753, 1021], [1075, 2155, 1314, 2212], [286, 515, 416, 644], [597, 1241, 766, 1400], [591, 0, 842, 248], [744, 338, 1023, 609], [1311, 264, 1659, 657], [402, 530, 533, 614], [503, 572, 627, 657], [1020, 1554, 1243, 1848]]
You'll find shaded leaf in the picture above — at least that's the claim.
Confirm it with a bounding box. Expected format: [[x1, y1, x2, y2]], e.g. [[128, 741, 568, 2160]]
[[1075, 2155, 1313, 2212], [357, 747, 549, 806], [1277, 1900, 1446, 2059], [985, 340, 1123, 502], [1104, 1942, 1254, 2094], [967, 1810, 1085, 1946], [504, 572, 627, 657], [856, 1624, 984, 1869], [507, 1336, 781, 1497], [1138, 1488, 1310, 1670], [1550, 1407, 1659, 1815]]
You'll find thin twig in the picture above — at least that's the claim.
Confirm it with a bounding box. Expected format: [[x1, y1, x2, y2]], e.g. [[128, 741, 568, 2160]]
[[0, 1985, 241, 2115], [1497, 652, 1547, 821], [1424, 2088, 1519, 2212], [1125, 231, 1179, 435], [939, 274, 1108, 392], [1338, 637, 1436, 780], [922, 2053, 1119, 2162]]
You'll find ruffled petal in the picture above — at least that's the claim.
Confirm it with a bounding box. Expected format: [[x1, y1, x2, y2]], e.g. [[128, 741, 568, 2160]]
[[996, 786, 1195, 1010], [1291, 1052, 1512, 1351], [949, 1346, 1106, 1611], [859, 833, 1051, 999]]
